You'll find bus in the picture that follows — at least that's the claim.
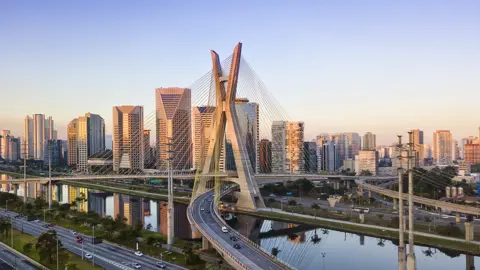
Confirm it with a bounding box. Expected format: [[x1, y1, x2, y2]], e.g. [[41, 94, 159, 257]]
[[352, 206, 370, 213]]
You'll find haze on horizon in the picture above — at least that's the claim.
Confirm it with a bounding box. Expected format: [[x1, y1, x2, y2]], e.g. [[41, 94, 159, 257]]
[[1, 1, 479, 145]]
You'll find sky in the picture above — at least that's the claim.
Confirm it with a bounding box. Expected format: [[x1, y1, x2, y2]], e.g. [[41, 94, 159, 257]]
[[1, 0, 479, 145]]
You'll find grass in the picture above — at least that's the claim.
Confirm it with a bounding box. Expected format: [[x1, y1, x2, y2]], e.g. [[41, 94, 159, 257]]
[[59, 180, 190, 204], [0, 230, 102, 270], [240, 210, 480, 255]]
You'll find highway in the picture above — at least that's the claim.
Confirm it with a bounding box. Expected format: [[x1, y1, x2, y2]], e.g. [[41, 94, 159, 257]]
[[0, 244, 39, 270], [0, 210, 186, 270], [191, 191, 286, 270]]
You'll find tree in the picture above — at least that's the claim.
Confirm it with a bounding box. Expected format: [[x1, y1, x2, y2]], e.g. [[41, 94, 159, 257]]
[[36, 230, 61, 264], [134, 220, 144, 233], [182, 241, 200, 265], [64, 261, 78, 270], [101, 216, 117, 238], [271, 247, 280, 257], [114, 214, 127, 229], [23, 243, 33, 253], [359, 170, 373, 176]]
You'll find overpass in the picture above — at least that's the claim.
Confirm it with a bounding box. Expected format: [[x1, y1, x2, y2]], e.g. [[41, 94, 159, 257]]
[[356, 180, 480, 216]]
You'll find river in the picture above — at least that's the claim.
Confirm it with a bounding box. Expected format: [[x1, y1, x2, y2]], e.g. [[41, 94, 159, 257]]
[[0, 175, 478, 269]]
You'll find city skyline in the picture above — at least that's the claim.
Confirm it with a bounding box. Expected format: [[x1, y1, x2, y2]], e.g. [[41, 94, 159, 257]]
[[1, 1, 479, 145]]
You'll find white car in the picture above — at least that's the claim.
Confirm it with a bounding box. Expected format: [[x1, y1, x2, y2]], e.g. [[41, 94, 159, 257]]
[[34, 220, 40, 223], [69, 230, 77, 235], [135, 251, 144, 257], [200, 208, 204, 211], [221, 226, 228, 233], [133, 263, 142, 269], [85, 253, 93, 259]]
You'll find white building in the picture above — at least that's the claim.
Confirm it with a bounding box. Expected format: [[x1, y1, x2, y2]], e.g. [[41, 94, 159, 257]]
[[355, 150, 377, 175], [24, 114, 56, 160]]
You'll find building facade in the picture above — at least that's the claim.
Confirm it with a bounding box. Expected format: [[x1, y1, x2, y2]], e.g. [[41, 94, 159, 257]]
[[259, 139, 272, 173], [304, 141, 317, 173], [271, 121, 304, 174], [155, 88, 192, 170], [465, 144, 480, 165], [235, 98, 260, 173], [356, 150, 377, 175], [113, 106, 144, 172], [362, 132, 376, 150], [411, 129, 424, 167], [271, 121, 286, 173], [192, 106, 216, 170], [433, 130, 453, 165], [24, 114, 56, 160]]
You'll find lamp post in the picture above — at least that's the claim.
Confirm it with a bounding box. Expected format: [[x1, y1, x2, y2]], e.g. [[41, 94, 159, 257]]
[[92, 225, 95, 266], [56, 237, 59, 270]]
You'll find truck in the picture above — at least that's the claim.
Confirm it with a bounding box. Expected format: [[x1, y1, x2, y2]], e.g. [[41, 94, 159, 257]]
[[91, 237, 103, 244]]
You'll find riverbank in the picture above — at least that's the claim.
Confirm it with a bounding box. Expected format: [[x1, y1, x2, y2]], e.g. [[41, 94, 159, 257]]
[[60, 180, 190, 204], [236, 209, 480, 255]]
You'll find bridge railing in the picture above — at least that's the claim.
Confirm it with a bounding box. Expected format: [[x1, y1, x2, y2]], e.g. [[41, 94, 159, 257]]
[[215, 187, 296, 270], [187, 200, 250, 270]]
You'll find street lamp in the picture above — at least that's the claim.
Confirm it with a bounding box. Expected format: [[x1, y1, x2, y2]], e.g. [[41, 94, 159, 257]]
[[92, 225, 95, 266], [321, 252, 326, 270]]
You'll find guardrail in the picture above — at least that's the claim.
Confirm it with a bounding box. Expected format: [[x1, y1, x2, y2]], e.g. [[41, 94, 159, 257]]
[[187, 195, 250, 270], [0, 241, 49, 270], [215, 187, 296, 270]]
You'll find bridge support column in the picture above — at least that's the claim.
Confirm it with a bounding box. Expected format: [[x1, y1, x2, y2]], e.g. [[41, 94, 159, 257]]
[[13, 184, 18, 196], [368, 190, 372, 198], [346, 181, 351, 190], [334, 181, 340, 190], [357, 186, 364, 196], [393, 199, 398, 210], [407, 254, 416, 270], [466, 255, 475, 270], [202, 236, 212, 250], [465, 221, 474, 242], [359, 213, 365, 223], [398, 246, 406, 270], [456, 213, 461, 223]]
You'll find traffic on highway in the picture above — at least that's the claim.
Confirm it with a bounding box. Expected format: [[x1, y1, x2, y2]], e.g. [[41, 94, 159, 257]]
[[0, 210, 185, 270]]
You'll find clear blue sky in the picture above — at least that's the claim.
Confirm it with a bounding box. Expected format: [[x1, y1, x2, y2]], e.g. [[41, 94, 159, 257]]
[[1, 0, 479, 145]]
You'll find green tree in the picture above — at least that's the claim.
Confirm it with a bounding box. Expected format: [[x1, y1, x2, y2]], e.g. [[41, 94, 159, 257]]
[[271, 247, 280, 257], [101, 216, 117, 238], [182, 241, 200, 265], [23, 243, 33, 253], [311, 203, 320, 218], [359, 170, 373, 176], [64, 261, 78, 270], [114, 214, 127, 229], [36, 230, 60, 264]]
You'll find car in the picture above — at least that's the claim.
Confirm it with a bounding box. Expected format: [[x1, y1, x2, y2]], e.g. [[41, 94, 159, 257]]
[[230, 236, 237, 241], [47, 223, 54, 227], [132, 263, 142, 269], [69, 230, 77, 235], [221, 226, 228, 233], [43, 224, 49, 228], [205, 210, 210, 214], [233, 244, 241, 249], [107, 247, 116, 251], [155, 262, 167, 269], [33, 219, 40, 223], [156, 262, 167, 268], [85, 253, 93, 259], [200, 208, 204, 211], [76, 238, 83, 243], [135, 251, 144, 257]]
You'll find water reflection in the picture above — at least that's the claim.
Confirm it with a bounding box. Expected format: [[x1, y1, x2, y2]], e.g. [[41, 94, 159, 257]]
[[233, 215, 479, 270]]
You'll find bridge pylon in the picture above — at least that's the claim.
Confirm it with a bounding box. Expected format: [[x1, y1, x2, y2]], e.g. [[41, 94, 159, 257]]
[[191, 43, 265, 210]]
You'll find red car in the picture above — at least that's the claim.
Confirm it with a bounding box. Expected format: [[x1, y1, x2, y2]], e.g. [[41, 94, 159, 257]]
[[76, 238, 83, 243], [47, 223, 55, 227]]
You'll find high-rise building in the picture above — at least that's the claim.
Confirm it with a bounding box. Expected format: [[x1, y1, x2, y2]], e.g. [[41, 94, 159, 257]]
[[8, 137, 20, 161], [465, 144, 480, 165], [433, 130, 453, 165], [155, 88, 192, 170], [452, 140, 459, 161], [271, 121, 286, 173], [304, 141, 317, 173], [271, 121, 304, 173], [321, 140, 336, 171], [192, 106, 216, 170], [424, 144, 432, 159], [143, 130, 154, 168], [44, 140, 65, 166], [259, 139, 272, 173], [362, 132, 376, 150], [235, 98, 260, 173], [356, 150, 378, 175], [67, 113, 105, 171], [0, 130, 10, 160], [411, 129, 424, 167], [67, 119, 78, 166], [113, 106, 144, 172], [24, 114, 56, 160]]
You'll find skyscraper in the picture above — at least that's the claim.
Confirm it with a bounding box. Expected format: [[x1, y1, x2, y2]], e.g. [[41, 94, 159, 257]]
[[271, 121, 304, 173], [465, 144, 480, 165], [304, 141, 317, 173], [411, 129, 424, 167], [321, 140, 337, 171], [235, 98, 260, 173], [0, 130, 10, 160], [113, 106, 144, 172], [24, 114, 56, 160], [67, 119, 78, 166], [67, 113, 106, 171], [192, 106, 216, 170], [433, 130, 453, 165], [259, 139, 272, 173], [362, 132, 376, 150], [143, 130, 154, 168], [155, 88, 192, 170]]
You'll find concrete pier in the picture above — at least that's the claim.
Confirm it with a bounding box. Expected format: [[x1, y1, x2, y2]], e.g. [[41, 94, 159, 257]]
[[202, 236, 212, 250], [393, 199, 398, 210], [465, 221, 474, 242], [407, 254, 416, 270]]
